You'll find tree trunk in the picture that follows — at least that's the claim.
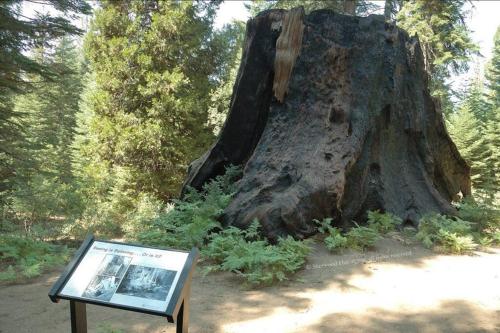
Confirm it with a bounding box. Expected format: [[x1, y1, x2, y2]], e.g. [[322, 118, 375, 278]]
[[182, 8, 471, 241]]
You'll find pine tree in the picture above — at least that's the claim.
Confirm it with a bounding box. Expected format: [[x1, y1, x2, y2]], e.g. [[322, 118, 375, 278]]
[[78, 0, 233, 205], [483, 26, 500, 196], [246, 0, 380, 16], [464, 72, 489, 129], [397, 0, 478, 116], [485, 26, 500, 109], [448, 100, 489, 196], [9, 37, 85, 230], [483, 108, 500, 197], [0, 0, 90, 213], [207, 21, 245, 135]]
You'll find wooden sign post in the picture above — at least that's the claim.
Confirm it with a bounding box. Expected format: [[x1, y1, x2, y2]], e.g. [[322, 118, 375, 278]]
[[49, 235, 198, 333]]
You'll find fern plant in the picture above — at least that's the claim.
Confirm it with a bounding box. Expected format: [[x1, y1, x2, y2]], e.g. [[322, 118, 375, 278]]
[[136, 166, 311, 286], [457, 199, 500, 245], [367, 210, 403, 233], [313, 218, 348, 252], [203, 220, 311, 286], [416, 214, 477, 253], [0, 235, 70, 281], [136, 165, 241, 249], [436, 229, 477, 254], [345, 223, 380, 251]]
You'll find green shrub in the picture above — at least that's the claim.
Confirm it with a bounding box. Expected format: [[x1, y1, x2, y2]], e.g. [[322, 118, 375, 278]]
[[136, 165, 241, 249], [436, 229, 477, 254], [203, 220, 311, 286], [457, 199, 500, 244], [324, 229, 348, 251], [314, 217, 384, 252], [345, 224, 380, 251], [135, 166, 312, 286], [313, 218, 347, 252], [0, 235, 71, 282], [416, 214, 477, 253], [367, 210, 403, 233]]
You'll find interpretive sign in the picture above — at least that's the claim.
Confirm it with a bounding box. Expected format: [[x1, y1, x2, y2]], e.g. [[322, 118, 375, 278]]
[[49, 235, 198, 333]]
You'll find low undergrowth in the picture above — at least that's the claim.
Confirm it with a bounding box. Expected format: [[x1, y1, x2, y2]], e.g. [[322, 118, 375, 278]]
[[457, 199, 500, 245], [203, 220, 311, 286], [136, 166, 241, 249], [314, 202, 500, 255], [136, 166, 311, 286], [0, 235, 71, 282], [416, 214, 477, 254], [367, 210, 403, 233], [416, 200, 500, 254], [315, 210, 402, 252]]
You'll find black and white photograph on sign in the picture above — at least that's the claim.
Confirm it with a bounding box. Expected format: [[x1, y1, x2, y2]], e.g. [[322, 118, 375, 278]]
[[116, 265, 176, 301], [96, 254, 131, 277], [58, 240, 189, 312], [81, 254, 131, 301]]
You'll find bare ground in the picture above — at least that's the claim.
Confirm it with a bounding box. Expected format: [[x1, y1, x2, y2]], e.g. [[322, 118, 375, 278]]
[[1, 236, 499, 333]]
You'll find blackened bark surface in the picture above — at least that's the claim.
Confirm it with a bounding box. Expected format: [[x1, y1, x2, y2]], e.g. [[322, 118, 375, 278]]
[[182, 9, 471, 240]]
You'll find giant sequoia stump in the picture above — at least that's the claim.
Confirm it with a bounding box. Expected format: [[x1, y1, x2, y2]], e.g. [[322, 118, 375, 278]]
[[182, 8, 471, 240]]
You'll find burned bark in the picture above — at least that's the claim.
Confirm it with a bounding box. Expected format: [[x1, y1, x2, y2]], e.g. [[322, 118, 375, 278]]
[[182, 8, 471, 240]]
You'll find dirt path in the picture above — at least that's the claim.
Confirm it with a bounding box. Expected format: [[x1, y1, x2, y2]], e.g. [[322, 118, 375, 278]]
[[1, 238, 499, 333]]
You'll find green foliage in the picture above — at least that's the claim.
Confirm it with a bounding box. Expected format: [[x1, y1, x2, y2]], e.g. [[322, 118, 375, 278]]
[[367, 210, 403, 233], [137, 166, 310, 286], [69, 1, 244, 237], [0, 266, 16, 281], [447, 79, 494, 196], [204, 220, 311, 286], [397, 0, 478, 115], [0, 235, 70, 282], [207, 21, 245, 135], [324, 229, 348, 252], [457, 199, 500, 244], [246, 0, 380, 16], [345, 224, 380, 251], [0, 0, 90, 208], [314, 216, 385, 252], [416, 214, 477, 253], [483, 27, 500, 195], [3, 37, 86, 237], [435, 229, 477, 254], [416, 200, 499, 253], [80, 0, 228, 202], [313, 218, 347, 252], [136, 166, 241, 249], [485, 26, 500, 109]]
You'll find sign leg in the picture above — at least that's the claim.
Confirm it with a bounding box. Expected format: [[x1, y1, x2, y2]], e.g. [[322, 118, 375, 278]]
[[70, 300, 87, 333], [176, 299, 190, 333]]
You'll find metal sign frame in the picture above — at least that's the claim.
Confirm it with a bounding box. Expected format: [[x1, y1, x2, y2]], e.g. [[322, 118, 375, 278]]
[[49, 235, 198, 333]]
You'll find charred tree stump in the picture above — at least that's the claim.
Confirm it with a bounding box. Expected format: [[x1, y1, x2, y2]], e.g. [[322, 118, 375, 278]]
[[182, 8, 471, 241]]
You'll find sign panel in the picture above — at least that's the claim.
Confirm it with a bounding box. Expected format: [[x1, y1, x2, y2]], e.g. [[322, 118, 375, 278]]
[[52, 238, 192, 314]]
